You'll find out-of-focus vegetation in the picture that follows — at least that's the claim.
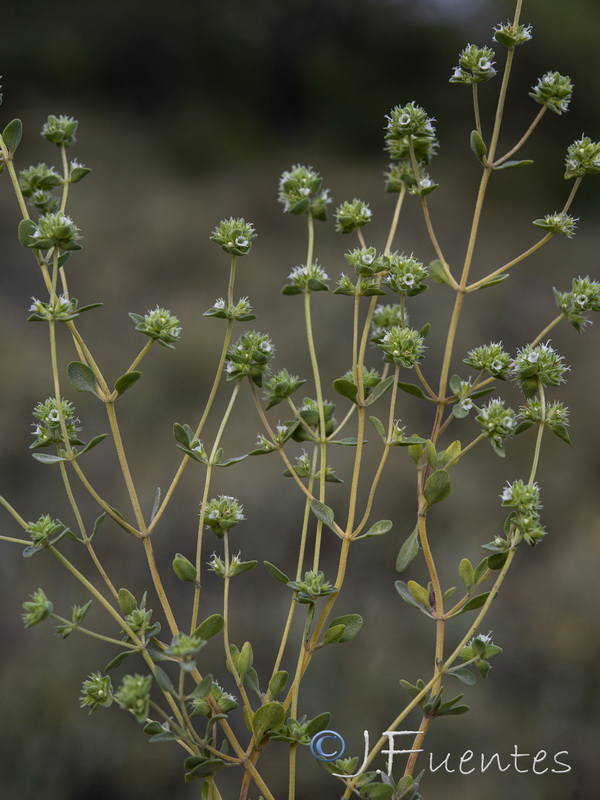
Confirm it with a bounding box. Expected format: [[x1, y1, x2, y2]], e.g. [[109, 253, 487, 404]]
[[0, 1, 599, 798]]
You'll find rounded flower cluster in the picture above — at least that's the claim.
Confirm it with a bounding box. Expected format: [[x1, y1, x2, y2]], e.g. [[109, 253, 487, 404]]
[[564, 136, 600, 180], [29, 212, 81, 251], [335, 199, 373, 234], [114, 674, 152, 722], [464, 342, 511, 379], [377, 325, 426, 369], [31, 397, 81, 449], [383, 253, 428, 297], [26, 514, 63, 546], [554, 276, 600, 333], [41, 114, 78, 148], [19, 163, 62, 212], [511, 342, 568, 396], [532, 212, 577, 239], [501, 479, 541, 513], [450, 44, 497, 85], [344, 247, 385, 278], [283, 261, 329, 294], [385, 102, 438, 165], [278, 164, 331, 220], [370, 304, 406, 343], [21, 588, 53, 628], [129, 307, 182, 349], [225, 330, 275, 385], [29, 294, 79, 322], [529, 72, 573, 115], [263, 369, 305, 409], [203, 495, 245, 539], [210, 217, 257, 257], [80, 672, 113, 715], [493, 21, 533, 48], [475, 399, 516, 451]]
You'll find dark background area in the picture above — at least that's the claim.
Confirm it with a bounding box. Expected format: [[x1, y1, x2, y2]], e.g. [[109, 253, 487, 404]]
[[1, 0, 599, 798]]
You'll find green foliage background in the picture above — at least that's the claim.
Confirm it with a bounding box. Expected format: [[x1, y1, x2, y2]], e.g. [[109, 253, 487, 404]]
[[0, 1, 599, 798]]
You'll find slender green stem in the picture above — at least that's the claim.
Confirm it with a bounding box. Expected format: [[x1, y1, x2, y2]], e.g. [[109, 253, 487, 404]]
[[473, 83, 482, 138], [105, 402, 146, 529], [528, 384, 546, 483], [384, 186, 406, 255], [70, 460, 142, 537], [59, 145, 71, 213], [222, 533, 254, 716], [0, 495, 28, 529], [51, 615, 137, 648], [531, 313, 564, 347], [467, 233, 553, 291], [493, 105, 546, 167], [143, 536, 179, 636]]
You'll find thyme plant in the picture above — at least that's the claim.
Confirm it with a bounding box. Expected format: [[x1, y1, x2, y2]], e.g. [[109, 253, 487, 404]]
[[1, 1, 599, 798]]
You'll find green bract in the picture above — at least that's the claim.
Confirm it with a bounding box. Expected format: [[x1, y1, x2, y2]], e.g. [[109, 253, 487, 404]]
[[129, 307, 182, 348], [41, 114, 78, 147]]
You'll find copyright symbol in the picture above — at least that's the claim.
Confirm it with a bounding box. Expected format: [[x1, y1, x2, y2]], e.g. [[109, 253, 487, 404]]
[[309, 730, 346, 762]]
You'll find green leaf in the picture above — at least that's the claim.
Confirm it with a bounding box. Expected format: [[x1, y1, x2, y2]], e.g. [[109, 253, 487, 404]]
[[114, 371, 142, 397], [449, 374, 462, 395], [323, 624, 346, 644], [474, 273, 510, 291], [2, 118, 23, 154], [173, 423, 192, 447], [494, 159, 534, 171], [18, 219, 38, 248], [395, 581, 431, 614], [425, 439, 437, 468], [172, 553, 198, 584], [455, 591, 493, 615], [356, 519, 393, 539], [333, 378, 358, 404], [91, 512, 107, 541], [470, 129, 487, 164], [487, 551, 508, 570], [104, 649, 134, 672], [365, 375, 395, 405], [77, 434, 108, 457], [327, 613, 363, 643], [369, 415, 386, 441], [458, 558, 475, 590], [268, 670, 289, 698], [193, 614, 224, 640], [117, 588, 137, 615], [550, 423, 571, 444], [310, 499, 336, 532], [423, 469, 451, 509], [440, 440, 461, 468], [238, 641, 253, 681], [396, 527, 420, 573], [191, 673, 213, 699], [263, 561, 290, 584], [397, 382, 428, 400], [329, 437, 362, 446], [407, 580, 431, 609], [67, 361, 99, 395], [213, 454, 248, 468], [154, 665, 176, 695], [32, 453, 67, 464], [252, 702, 285, 742], [429, 258, 451, 285], [304, 712, 331, 737], [447, 666, 477, 686]]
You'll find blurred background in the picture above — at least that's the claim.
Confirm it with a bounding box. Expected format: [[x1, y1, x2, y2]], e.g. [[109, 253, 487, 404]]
[[0, 0, 599, 798]]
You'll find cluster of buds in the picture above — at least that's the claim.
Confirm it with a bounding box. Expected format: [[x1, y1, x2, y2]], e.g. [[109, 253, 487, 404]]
[[511, 342, 569, 397], [384, 102, 438, 165], [553, 275, 600, 332], [80, 672, 113, 714], [344, 247, 385, 278], [475, 398, 516, 455], [464, 341, 511, 379], [533, 212, 577, 239], [370, 304, 405, 343], [21, 588, 53, 628], [263, 369, 305, 409], [203, 296, 255, 322], [377, 325, 426, 369], [210, 217, 257, 257], [517, 398, 571, 443], [529, 72, 573, 115], [41, 114, 78, 148], [383, 252, 429, 297], [334, 199, 373, 234], [501, 480, 546, 546], [225, 330, 275, 385], [208, 550, 256, 579], [459, 632, 503, 679], [26, 514, 63, 546], [450, 44, 497, 85], [188, 681, 238, 718], [282, 262, 329, 294], [31, 397, 81, 449], [25, 212, 81, 251], [165, 633, 205, 669], [492, 21, 533, 48], [564, 136, 600, 179], [290, 397, 336, 441], [278, 164, 331, 220], [19, 162, 62, 212], [286, 570, 338, 605], [203, 495, 245, 539], [114, 674, 152, 722], [383, 160, 418, 193], [129, 307, 182, 349]]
